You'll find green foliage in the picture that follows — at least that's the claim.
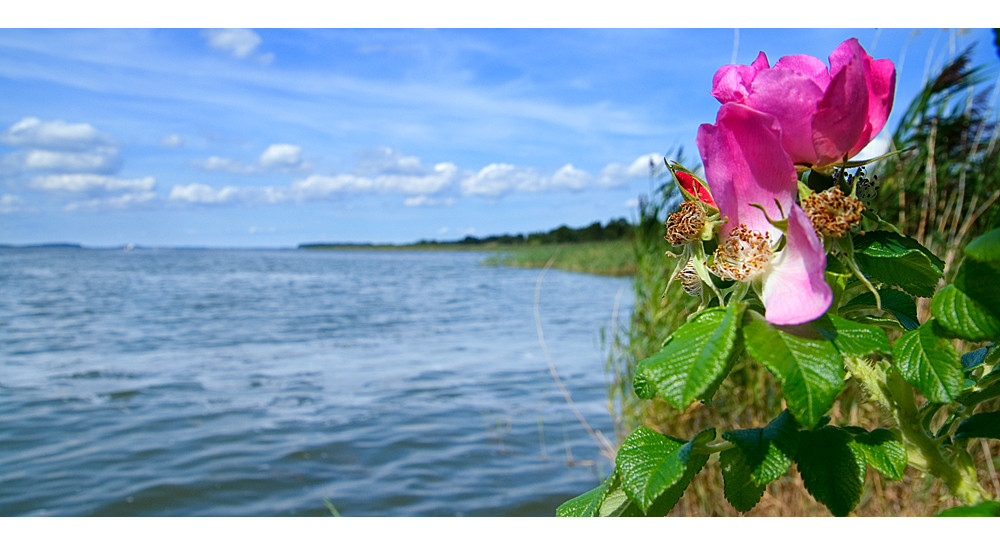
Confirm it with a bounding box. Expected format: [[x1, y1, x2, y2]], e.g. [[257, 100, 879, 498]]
[[892, 322, 964, 403], [633, 303, 745, 406], [615, 427, 713, 515], [564, 51, 1000, 518], [850, 428, 907, 481], [937, 500, 1000, 516], [719, 411, 799, 512], [794, 426, 867, 517], [954, 411, 1000, 441], [852, 231, 944, 297], [743, 313, 844, 428]]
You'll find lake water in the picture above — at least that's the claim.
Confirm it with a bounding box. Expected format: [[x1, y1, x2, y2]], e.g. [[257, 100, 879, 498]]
[[0, 247, 632, 516]]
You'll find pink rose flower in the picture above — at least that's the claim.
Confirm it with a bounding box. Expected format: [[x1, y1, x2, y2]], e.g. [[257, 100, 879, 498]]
[[711, 38, 895, 171], [697, 103, 832, 325]]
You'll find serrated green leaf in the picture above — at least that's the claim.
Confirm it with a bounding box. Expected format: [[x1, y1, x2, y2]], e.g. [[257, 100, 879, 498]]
[[743, 312, 844, 428], [815, 314, 892, 357], [954, 411, 1000, 440], [720, 448, 766, 513], [964, 228, 1000, 265], [932, 284, 1000, 342], [893, 321, 964, 403], [851, 428, 907, 480], [795, 426, 867, 517], [615, 427, 710, 515], [722, 429, 794, 487], [937, 500, 1000, 516], [843, 289, 920, 330], [633, 303, 745, 406], [557, 474, 612, 516], [955, 258, 1000, 317], [853, 231, 944, 297]]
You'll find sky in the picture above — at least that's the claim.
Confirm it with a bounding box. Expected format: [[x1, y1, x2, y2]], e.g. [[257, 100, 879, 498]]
[[1, 23, 998, 247]]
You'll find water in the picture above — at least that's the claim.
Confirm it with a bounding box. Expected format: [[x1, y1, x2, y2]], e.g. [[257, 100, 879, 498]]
[[0, 247, 632, 516]]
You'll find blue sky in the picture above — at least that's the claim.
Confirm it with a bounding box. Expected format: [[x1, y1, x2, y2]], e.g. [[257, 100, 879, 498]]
[[1, 27, 997, 247]]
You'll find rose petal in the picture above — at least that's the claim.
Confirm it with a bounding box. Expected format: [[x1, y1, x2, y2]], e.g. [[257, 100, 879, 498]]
[[696, 103, 798, 241], [761, 205, 832, 325]]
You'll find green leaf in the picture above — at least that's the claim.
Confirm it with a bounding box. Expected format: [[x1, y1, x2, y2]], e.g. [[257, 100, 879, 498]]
[[893, 321, 964, 403], [795, 426, 867, 517], [633, 303, 745, 407], [932, 284, 1000, 342], [719, 448, 765, 513], [852, 231, 944, 297], [843, 289, 920, 330], [851, 428, 907, 481], [719, 411, 800, 513], [954, 257, 1000, 318], [615, 427, 711, 515], [954, 411, 1000, 441], [963, 228, 1000, 264], [557, 474, 612, 516], [743, 312, 845, 428], [961, 345, 993, 371], [815, 314, 892, 357], [937, 500, 1000, 516]]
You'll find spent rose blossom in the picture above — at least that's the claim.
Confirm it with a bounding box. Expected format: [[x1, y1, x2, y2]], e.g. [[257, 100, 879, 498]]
[[696, 103, 832, 325], [711, 38, 895, 171]]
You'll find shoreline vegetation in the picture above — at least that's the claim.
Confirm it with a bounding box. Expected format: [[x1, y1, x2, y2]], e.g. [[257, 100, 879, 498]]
[[298, 218, 638, 277]]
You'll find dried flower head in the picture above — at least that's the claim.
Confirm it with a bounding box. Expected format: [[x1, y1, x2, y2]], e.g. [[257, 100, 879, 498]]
[[802, 186, 864, 238], [664, 201, 707, 246], [710, 224, 773, 281], [674, 259, 703, 297]]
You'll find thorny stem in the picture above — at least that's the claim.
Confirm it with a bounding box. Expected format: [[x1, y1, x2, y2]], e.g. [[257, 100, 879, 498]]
[[847, 358, 989, 505]]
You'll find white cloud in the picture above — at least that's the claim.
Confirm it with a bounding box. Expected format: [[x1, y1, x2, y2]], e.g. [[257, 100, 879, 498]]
[[290, 160, 460, 199], [404, 195, 456, 207], [18, 148, 120, 173], [459, 162, 598, 197], [1, 194, 23, 213], [0, 117, 114, 151], [258, 144, 305, 170], [202, 29, 272, 65], [30, 174, 155, 193], [159, 134, 183, 148], [598, 153, 663, 188], [460, 163, 536, 197], [355, 147, 427, 176], [169, 183, 242, 204], [63, 191, 158, 212], [203, 29, 261, 59], [194, 143, 310, 174], [194, 155, 248, 173]]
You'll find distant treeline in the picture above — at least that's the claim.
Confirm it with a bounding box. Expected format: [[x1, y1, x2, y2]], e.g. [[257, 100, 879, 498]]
[[417, 218, 634, 246], [298, 218, 636, 250]]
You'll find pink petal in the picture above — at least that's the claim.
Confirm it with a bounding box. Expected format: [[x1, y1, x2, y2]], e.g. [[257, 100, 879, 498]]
[[812, 52, 870, 166], [761, 205, 832, 325], [711, 52, 769, 104], [696, 103, 798, 241], [745, 67, 827, 165], [824, 38, 897, 162], [772, 53, 832, 89]]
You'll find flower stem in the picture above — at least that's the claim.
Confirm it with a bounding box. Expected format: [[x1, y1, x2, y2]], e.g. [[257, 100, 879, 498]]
[[846, 357, 988, 505]]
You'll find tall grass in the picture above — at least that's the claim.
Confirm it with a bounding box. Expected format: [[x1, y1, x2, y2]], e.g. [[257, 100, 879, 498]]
[[603, 45, 1000, 515]]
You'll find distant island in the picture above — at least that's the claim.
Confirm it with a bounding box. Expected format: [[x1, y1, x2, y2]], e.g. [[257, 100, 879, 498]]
[[298, 217, 634, 250], [0, 242, 84, 249]]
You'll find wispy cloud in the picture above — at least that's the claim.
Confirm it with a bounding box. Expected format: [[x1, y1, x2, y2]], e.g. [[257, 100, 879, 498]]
[[0, 117, 114, 150], [193, 144, 311, 174], [202, 29, 273, 65]]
